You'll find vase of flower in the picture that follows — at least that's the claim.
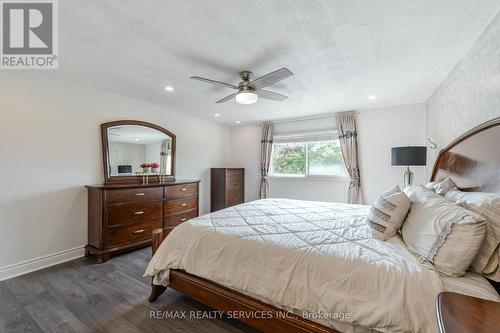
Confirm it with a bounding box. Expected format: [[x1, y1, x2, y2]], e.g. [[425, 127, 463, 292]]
[[141, 163, 151, 173], [150, 162, 160, 173]]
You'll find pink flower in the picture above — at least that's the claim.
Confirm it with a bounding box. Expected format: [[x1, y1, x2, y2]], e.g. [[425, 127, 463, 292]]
[[150, 162, 160, 168]]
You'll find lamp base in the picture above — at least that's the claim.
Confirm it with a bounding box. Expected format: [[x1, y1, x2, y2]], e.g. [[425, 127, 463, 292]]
[[403, 166, 413, 187]]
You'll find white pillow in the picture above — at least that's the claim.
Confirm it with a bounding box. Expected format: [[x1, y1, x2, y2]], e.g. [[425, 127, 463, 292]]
[[402, 185, 486, 277], [431, 178, 457, 195], [485, 247, 500, 282], [424, 181, 438, 192], [366, 185, 410, 240], [445, 189, 500, 279]]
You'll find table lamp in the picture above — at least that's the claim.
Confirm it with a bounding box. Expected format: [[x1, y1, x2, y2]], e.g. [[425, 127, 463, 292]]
[[391, 146, 427, 187]]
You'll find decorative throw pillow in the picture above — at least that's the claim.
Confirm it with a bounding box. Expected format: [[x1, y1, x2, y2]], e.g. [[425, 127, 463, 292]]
[[366, 185, 411, 240], [402, 186, 487, 277], [431, 178, 457, 195], [445, 189, 500, 279]]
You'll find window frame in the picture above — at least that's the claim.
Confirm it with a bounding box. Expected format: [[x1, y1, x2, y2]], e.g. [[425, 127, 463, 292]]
[[269, 131, 347, 180]]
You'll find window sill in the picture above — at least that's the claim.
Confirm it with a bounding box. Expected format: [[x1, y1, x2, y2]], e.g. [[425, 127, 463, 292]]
[[268, 175, 348, 181]]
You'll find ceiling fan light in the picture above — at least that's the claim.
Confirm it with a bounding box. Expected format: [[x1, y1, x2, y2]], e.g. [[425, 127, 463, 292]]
[[236, 92, 258, 104]]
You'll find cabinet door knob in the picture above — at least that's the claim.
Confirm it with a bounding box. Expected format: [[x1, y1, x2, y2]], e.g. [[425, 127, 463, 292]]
[[180, 217, 187, 222], [180, 203, 187, 207], [180, 188, 187, 191], [135, 193, 145, 196], [134, 211, 144, 215], [133, 229, 145, 234]]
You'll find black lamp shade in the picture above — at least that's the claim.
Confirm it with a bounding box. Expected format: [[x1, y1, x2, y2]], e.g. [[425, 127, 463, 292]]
[[391, 146, 427, 166]]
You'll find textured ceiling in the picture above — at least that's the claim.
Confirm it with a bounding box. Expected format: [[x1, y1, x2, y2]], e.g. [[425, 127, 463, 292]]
[[56, 0, 500, 124]]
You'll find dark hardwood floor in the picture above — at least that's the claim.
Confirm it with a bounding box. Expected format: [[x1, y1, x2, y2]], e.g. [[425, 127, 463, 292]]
[[0, 247, 258, 333]]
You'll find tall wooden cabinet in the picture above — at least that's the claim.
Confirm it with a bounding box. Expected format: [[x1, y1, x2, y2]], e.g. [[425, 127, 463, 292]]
[[85, 180, 199, 263], [210, 168, 245, 212]]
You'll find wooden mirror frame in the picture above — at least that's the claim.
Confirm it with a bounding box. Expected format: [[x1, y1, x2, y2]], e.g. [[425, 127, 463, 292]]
[[101, 120, 176, 184]]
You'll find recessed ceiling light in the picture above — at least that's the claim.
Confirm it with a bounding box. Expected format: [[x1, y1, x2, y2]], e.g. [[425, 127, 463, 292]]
[[135, 138, 140, 141], [214, 113, 220, 117], [165, 86, 174, 92], [235, 120, 241, 124], [368, 95, 377, 100]]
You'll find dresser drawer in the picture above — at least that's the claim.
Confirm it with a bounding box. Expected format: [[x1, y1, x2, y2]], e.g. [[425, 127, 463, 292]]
[[165, 196, 198, 215], [165, 183, 198, 199], [226, 200, 243, 208], [106, 187, 163, 205], [227, 169, 244, 181], [164, 209, 198, 228], [226, 180, 243, 193], [226, 190, 243, 205], [107, 201, 162, 226], [106, 218, 162, 248]]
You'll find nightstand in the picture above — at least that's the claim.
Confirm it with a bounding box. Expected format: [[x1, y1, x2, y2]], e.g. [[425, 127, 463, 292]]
[[436, 292, 500, 333]]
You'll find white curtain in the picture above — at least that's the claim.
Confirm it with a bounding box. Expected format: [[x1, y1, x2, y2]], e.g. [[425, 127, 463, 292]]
[[336, 113, 363, 204], [259, 123, 274, 199]]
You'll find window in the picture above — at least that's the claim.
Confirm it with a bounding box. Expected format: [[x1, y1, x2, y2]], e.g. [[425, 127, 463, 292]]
[[270, 131, 346, 177], [271, 142, 305, 176]]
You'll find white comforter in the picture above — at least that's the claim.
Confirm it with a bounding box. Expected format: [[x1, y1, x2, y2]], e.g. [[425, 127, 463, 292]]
[[145, 199, 444, 332]]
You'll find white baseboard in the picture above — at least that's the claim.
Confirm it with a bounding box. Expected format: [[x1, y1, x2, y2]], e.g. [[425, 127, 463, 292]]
[[0, 247, 85, 281]]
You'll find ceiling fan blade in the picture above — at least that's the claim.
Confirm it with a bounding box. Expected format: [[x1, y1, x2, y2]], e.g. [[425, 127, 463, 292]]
[[190, 76, 239, 89], [250, 67, 293, 89], [215, 93, 237, 103], [255, 89, 288, 101]]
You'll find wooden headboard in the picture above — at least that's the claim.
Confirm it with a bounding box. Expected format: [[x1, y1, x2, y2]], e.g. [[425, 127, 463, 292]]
[[431, 117, 500, 293], [431, 117, 500, 193]]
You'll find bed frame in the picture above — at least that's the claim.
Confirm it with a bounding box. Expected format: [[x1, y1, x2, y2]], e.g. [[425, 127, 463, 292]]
[[148, 117, 500, 332]]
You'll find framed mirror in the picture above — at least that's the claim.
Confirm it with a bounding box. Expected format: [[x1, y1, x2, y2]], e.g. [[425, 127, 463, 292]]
[[101, 120, 176, 184]]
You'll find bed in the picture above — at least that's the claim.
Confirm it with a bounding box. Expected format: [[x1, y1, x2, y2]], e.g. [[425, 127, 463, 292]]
[[145, 117, 500, 333]]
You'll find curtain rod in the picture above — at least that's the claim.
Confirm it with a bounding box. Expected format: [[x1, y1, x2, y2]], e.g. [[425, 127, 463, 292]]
[[268, 111, 359, 125]]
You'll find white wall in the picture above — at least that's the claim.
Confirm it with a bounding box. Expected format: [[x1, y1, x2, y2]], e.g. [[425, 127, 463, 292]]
[[229, 103, 426, 205], [357, 104, 426, 204], [0, 71, 230, 275], [144, 142, 162, 168], [426, 11, 500, 175], [229, 125, 262, 201]]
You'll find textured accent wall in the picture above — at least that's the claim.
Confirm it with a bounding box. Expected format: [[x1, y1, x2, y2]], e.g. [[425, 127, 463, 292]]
[[426, 11, 500, 175], [108, 142, 145, 175]]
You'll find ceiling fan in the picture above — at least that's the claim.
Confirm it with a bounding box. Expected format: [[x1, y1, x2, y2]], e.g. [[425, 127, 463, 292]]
[[190, 67, 293, 104]]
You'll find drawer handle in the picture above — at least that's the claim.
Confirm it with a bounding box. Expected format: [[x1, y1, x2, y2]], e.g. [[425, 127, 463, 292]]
[[133, 229, 145, 234], [180, 188, 187, 192], [180, 217, 187, 222], [134, 211, 144, 215], [180, 203, 187, 207], [135, 193, 145, 196]]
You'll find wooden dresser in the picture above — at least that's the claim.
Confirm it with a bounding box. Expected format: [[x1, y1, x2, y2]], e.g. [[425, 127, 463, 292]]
[[85, 180, 200, 263], [210, 168, 244, 212]]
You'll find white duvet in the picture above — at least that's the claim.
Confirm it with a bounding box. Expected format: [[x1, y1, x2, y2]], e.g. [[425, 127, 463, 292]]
[[145, 199, 444, 332]]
